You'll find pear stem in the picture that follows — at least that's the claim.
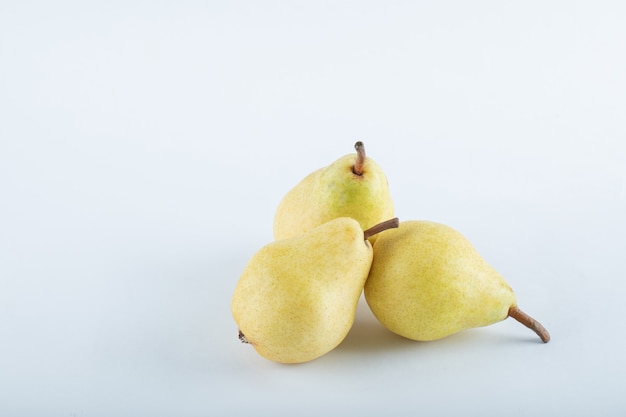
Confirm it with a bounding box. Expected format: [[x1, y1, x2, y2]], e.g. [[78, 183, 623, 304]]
[[352, 141, 366, 176], [363, 217, 400, 241], [508, 306, 550, 343]]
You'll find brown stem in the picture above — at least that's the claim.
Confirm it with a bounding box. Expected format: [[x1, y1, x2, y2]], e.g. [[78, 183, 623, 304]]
[[508, 306, 550, 343], [363, 217, 399, 241], [352, 141, 366, 176]]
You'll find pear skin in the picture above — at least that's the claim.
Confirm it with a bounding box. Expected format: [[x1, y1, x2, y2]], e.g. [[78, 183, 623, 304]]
[[273, 142, 394, 241], [364, 221, 550, 343], [232, 217, 399, 363]]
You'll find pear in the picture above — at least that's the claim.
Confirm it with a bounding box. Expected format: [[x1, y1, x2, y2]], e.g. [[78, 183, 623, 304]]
[[273, 142, 394, 241], [364, 221, 550, 343], [232, 217, 399, 363]]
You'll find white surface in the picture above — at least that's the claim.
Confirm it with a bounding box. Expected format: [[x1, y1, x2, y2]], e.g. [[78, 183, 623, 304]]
[[1, 1, 625, 416]]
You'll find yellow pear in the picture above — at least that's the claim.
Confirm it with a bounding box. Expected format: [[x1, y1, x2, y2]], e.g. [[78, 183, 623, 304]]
[[232, 217, 399, 363], [273, 142, 394, 241], [364, 220, 550, 343]]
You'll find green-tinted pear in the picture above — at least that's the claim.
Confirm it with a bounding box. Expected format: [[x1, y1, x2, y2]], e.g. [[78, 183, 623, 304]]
[[232, 217, 399, 363], [273, 142, 394, 241], [364, 220, 550, 343]]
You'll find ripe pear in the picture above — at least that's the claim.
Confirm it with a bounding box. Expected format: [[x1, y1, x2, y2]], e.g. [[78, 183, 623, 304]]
[[232, 217, 400, 364], [273, 142, 394, 241], [364, 221, 550, 343]]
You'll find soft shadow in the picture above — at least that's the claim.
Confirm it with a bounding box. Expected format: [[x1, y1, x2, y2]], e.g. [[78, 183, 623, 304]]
[[481, 323, 553, 346], [333, 298, 549, 360], [334, 297, 417, 355]]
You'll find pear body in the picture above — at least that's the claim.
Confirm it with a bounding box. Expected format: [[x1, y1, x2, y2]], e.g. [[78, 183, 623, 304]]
[[364, 221, 517, 341], [231, 217, 373, 363], [273, 148, 394, 241]]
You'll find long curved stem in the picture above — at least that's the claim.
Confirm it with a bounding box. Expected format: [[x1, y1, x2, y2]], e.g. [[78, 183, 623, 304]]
[[508, 306, 550, 343], [352, 141, 366, 176], [363, 218, 400, 241]]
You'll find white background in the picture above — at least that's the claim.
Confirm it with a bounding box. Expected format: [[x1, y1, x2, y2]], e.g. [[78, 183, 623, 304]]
[[1, 1, 625, 416]]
